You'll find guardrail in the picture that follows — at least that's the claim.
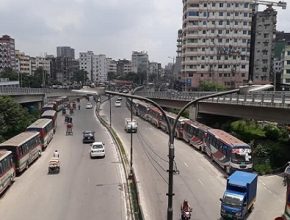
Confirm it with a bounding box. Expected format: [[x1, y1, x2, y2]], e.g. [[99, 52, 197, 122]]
[[136, 91, 290, 108]]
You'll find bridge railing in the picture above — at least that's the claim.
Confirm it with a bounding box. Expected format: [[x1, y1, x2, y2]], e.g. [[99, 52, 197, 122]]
[[0, 87, 71, 95], [136, 91, 290, 109]]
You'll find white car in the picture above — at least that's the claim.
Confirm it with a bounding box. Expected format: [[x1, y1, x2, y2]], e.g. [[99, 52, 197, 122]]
[[86, 102, 93, 109], [115, 100, 121, 107], [90, 142, 105, 158]]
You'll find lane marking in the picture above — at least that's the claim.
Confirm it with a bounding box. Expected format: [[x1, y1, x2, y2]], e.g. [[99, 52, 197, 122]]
[[198, 179, 204, 186]]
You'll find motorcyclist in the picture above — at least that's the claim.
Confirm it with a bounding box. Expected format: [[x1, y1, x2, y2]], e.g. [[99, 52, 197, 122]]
[[53, 150, 59, 158], [181, 200, 192, 219]]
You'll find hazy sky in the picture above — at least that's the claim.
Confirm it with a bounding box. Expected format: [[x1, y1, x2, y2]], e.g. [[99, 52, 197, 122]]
[[0, 0, 289, 66]]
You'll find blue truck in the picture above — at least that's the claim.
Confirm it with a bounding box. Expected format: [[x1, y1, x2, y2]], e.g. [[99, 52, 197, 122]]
[[220, 171, 258, 220]]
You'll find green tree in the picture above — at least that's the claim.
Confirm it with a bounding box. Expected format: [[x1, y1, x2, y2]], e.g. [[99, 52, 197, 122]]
[[199, 81, 226, 91], [0, 68, 18, 80], [71, 70, 88, 84], [0, 96, 38, 141]]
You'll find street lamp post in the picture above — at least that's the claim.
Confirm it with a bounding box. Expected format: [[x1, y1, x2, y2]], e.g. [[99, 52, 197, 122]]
[[104, 84, 273, 220]]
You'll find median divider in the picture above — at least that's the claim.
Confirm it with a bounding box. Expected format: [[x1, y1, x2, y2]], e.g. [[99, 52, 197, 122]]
[[96, 105, 144, 220]]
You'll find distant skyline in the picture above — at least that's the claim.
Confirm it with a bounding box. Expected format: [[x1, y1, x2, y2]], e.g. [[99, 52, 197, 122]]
[[0, 0, 289, 66]]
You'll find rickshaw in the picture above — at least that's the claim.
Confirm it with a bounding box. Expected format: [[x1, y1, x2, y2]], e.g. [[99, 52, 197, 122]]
[[62, 108, 66, 115], [69, 108, 74, 115], [65, 115, 71, 123], [48, 157, 60, 174], [66, 122, 73, 135]]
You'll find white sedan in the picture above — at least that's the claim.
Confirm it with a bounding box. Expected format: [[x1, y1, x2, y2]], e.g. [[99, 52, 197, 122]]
[[115, 100, 121, 107], [86, 102, 93, 109], [90, 142, 105, 158]]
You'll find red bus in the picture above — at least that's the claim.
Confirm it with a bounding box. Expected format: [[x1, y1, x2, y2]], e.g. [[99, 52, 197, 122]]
[[160, 112, 189, 139], [147, 106, 162, 128], [26, 119, 54, 150], [0, 131, 42, 174], [42, 104, 56, 113], [182, 120, 210, 151], [204, 129, 253, 174], [132, 100, 150, 121], [0, 150, 15, 194], [41, 110, 57, 131]]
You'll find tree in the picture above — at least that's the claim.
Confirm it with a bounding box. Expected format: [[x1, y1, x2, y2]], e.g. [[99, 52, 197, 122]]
[[199, 81, 226, 91], [0, 96, 39, 141], [0, 68, 18, 80], [71, 70, 88, 84]]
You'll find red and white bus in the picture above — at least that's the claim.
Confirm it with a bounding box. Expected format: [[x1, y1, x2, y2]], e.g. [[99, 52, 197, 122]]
[[41, 110, 57, 130], [182, 120, 210, 151], [132, 100, 151, 121], [0, 150, 15, 194], [147, 106, 162, 128], [160, 112, 189, 139], [42, 103, 56, 113], [26, 119, 54, 150], [0, 131, 42, 174], [204, 129, 253, 174]]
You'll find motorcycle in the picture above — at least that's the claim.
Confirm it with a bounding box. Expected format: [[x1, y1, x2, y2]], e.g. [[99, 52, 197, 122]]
[[181, 209, 192, 220]]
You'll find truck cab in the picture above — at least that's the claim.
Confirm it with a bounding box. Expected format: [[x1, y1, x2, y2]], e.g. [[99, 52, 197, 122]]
[[220, 171, 257, 220]]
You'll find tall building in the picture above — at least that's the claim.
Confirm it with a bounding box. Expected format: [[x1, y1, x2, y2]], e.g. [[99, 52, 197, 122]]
[[282, 42, 290, 85], [79, 51, 107, 83], [50, 57, 79, 83], [0, 35, 16, 71], [106, 58, 117, 74], [117, 59, 132, 76], [57, 46, 75, 59], [15, 50, 30, 74], [181, 1, 252, 89], [131, 51, 149, 74], [253, 6, 277, 84], [29, 56, 51, 76], [149, 62, 162, 81]]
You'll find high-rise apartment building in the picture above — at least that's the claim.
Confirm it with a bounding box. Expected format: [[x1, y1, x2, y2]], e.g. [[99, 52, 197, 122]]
[[15, 50, 30, 74], [117, 59, 132, 76], [131, 51, 149, 74], [106, 58, 117, 74], [181, 1, 252, 89], [282, 42, 290, 84], [0, 35, 16, 71], [50, 57, 79, 83], [57, 46, 75, 59], [79, 51, 107, 83], [29, 56, 51, 76], [253, 6, 277, 84]]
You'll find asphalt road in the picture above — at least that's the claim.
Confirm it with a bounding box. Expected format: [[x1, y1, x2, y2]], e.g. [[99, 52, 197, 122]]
[[0, 99, 128, 220], [100, 96, 286, 220]]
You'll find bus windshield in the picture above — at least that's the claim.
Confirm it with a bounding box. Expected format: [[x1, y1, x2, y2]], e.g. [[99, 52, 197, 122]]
[[231, 147, 252, 163]]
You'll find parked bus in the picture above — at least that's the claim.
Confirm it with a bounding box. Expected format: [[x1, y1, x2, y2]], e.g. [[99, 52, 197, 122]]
[[0, 150, 15, 194], [204, 129, 253, 174], [147, 106, 162, 128], [41, 110, 57, 130], [26, 119, 54, 150], [160, 112, 189, 139], [182, 120, 210, 151], [42, 104, 56, 113], [0, 131, 42, 174], [132, 100, 150, 121]]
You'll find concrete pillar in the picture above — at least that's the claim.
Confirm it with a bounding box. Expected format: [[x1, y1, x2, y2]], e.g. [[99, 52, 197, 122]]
[[188, 104, 198, 121]]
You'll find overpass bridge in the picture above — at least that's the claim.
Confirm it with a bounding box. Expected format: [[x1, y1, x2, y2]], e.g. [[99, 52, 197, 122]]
[[136, 91, 290, 124]]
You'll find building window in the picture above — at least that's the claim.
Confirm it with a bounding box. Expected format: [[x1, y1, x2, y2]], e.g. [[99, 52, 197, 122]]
[[220, 3, 223, 7], [218, 64, 223, 69], [212, 3, 216, 7], [287, 51, 290, 55], [219, 21, 223, 25], [286, 69, 290, 74], [227, 12, 230, 16], [244, 13, 248, 17], [235, 12, 239, 16], [241, 65, 246, 69], [287, 60, 290, 65], [203, 3, 207, 7], [218, 30, 222, 34], [227, 20, 230, 25], [219, 12, 223, 16]]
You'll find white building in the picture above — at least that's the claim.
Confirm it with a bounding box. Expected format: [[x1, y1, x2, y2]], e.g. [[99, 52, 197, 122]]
[[30, 56, 51, 76], [131, 51, 149, 74], [79, 51, 107, 83], [106, 58, 117, 74], [181, 0, 252, 89], [282, 42, 290, 84], [0, 35, 16, 72], [15, 50, 30, 74]]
